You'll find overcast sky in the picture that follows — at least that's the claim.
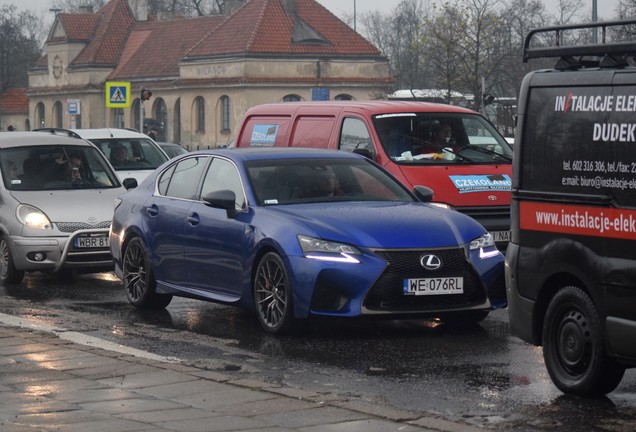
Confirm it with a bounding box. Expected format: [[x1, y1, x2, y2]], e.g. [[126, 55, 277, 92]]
[[316, 0, 619, 22], [9, 0, 623, 28]]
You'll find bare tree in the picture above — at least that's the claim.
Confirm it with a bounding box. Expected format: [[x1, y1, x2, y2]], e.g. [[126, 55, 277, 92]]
[[0, 5, 43, 93], [424, 3, 467, 102], [361, 0, 432, 90], [51, 0, 225, 16]]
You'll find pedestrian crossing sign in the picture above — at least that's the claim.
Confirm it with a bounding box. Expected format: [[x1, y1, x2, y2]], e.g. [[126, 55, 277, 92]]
[[105, 81, 131, 108]]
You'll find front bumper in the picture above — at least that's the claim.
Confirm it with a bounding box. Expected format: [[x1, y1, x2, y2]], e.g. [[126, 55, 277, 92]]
[[9, 228, 113, 273]]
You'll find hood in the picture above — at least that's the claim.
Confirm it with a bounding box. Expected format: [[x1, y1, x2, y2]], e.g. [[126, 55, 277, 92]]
[[266, 202, 486, 249], [10, 188, 122, 225]]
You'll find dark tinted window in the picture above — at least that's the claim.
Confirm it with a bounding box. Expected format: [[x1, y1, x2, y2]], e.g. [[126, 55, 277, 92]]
[[161, 156, 208, 199], [200, 158, 245, 208], [520, 86, 636, 203]]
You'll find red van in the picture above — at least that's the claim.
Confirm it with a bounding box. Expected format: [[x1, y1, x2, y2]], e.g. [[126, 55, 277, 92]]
[[234, 101, 512, 249]]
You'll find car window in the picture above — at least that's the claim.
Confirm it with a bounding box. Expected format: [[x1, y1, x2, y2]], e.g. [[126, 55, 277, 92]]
[[90, 138, 169, 170], [247, 158, 413, 205], [372, 113, 511, 163], [0, 146, 120, 191], [160, 156, 208, 200], [339, 117, 375, 157], [200, 158, 246, 209]]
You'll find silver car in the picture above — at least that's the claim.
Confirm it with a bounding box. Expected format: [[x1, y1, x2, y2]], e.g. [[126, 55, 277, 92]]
[[0, 132, 127, 283]]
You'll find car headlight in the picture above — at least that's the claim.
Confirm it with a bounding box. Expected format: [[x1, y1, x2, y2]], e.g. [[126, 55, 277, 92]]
[[298, 235, 361, 263], [17, 204, 52, 230], [429, 202, 454, 210], [469, 233, 499, 258]]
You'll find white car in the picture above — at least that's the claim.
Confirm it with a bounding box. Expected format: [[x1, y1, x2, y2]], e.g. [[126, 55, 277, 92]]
[[0, 131, 127, 283], [46, 128, 170, 183]]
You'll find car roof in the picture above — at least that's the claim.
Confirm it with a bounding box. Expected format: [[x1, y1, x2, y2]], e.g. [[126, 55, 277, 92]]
[[189, 147, 363, 162], [245, 100, 477, 116], [0, 131, 92, 149], [70, 128, 149, 139]]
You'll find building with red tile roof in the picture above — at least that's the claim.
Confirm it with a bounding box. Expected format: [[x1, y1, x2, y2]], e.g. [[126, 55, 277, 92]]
[[0, 88, 29, 132], [27, 0, 393, 147]]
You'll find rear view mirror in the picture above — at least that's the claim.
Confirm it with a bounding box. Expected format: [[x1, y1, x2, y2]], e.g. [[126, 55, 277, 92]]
[[123, 178, 138, 190], [413, 185, 434, 202]]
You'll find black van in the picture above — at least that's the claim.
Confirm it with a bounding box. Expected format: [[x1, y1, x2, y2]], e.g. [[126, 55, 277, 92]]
[[506, 20, 636, 396]]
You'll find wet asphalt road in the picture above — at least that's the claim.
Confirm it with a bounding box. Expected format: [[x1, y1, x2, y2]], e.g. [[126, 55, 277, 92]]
[[1, 271, 636, 431]]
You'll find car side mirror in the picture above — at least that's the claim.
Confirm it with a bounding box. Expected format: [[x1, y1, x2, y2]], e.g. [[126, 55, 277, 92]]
[[123, 178, 138, 190], [203, 190, 237, 218], [413, 185, 434, 202]]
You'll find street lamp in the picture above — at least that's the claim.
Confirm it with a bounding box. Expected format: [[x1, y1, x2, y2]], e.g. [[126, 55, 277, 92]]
[[592, 0, 598, 43], [353, 0, 356, 31]]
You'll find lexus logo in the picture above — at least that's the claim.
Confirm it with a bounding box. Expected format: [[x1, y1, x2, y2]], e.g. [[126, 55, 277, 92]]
[[420, 254, 442, 270]]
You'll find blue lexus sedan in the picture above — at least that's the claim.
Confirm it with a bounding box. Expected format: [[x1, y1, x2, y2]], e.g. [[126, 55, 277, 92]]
[[110, 148, 505, 333]]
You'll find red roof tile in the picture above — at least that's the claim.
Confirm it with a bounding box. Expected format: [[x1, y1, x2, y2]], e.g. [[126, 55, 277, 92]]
[[109, 16, 226, 80], [185, 0, 382, 59], [51, 14, 99, 42], [71, 0, 136, 66], [0, 88, 29, 114]]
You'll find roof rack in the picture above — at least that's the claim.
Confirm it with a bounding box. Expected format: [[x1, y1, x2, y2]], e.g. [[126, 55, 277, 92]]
[[33, 128, 82, 139], [523, 19, 636, 67]]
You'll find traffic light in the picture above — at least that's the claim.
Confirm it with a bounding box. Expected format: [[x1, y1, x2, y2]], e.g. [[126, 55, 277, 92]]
[[140, 87, 152, 101]]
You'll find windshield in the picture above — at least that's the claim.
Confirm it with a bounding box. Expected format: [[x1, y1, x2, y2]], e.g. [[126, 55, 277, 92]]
[[247, 158, 414, 205], [90, 138, 168, 170], [0, 145, 121, 191], [373, 113, 512, 164]]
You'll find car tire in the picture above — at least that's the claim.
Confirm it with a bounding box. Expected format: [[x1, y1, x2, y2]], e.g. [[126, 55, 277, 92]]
[[253, 252, 294, 334], [0, 235, 25, 284], [543, 286, 625, 396], [122, 237, 172, 309]]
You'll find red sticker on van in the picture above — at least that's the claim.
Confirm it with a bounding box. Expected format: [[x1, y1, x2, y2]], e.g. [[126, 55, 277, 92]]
[[520, 201, 636, 240]]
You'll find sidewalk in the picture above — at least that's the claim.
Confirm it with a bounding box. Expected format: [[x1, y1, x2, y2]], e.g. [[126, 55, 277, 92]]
[[0, 323, 483, 432]]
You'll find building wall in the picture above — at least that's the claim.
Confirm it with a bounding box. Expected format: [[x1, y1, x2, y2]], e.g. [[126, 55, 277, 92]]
[[26, 19, 392, 146]]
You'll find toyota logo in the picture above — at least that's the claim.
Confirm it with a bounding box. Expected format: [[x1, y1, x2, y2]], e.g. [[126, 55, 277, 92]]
[[87, 216, 97, 224], [488, 195, 497, 201], [420, 254, 442, 270]]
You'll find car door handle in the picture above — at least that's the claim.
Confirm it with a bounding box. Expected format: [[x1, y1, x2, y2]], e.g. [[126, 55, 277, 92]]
[[146, 204, 159, 217], [187, 213, 200, 226]]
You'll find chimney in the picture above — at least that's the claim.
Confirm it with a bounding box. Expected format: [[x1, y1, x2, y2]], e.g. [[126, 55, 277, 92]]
[[127, 0, 148, 21], [78, 5, 93, 13]]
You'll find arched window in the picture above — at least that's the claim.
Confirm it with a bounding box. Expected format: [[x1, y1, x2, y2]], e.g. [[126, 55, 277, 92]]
[[151, 98, 168, 142], [112, 108, 124, 128], [335, 94, 354, 101], [195, 96, 205, 132], [53, 101, 63, 128], [173, 98, 181, 144], [220, 95, 230, 132], [35, 103, 45, 128], [132, 99, 141, 131], [282, 94, 301, 102]]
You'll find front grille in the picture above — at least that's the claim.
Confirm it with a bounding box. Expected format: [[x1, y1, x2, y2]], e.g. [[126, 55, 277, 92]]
[[56, 221, 111, 233], [458, 205, 510, 220], [364, 247, 486, 312]]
